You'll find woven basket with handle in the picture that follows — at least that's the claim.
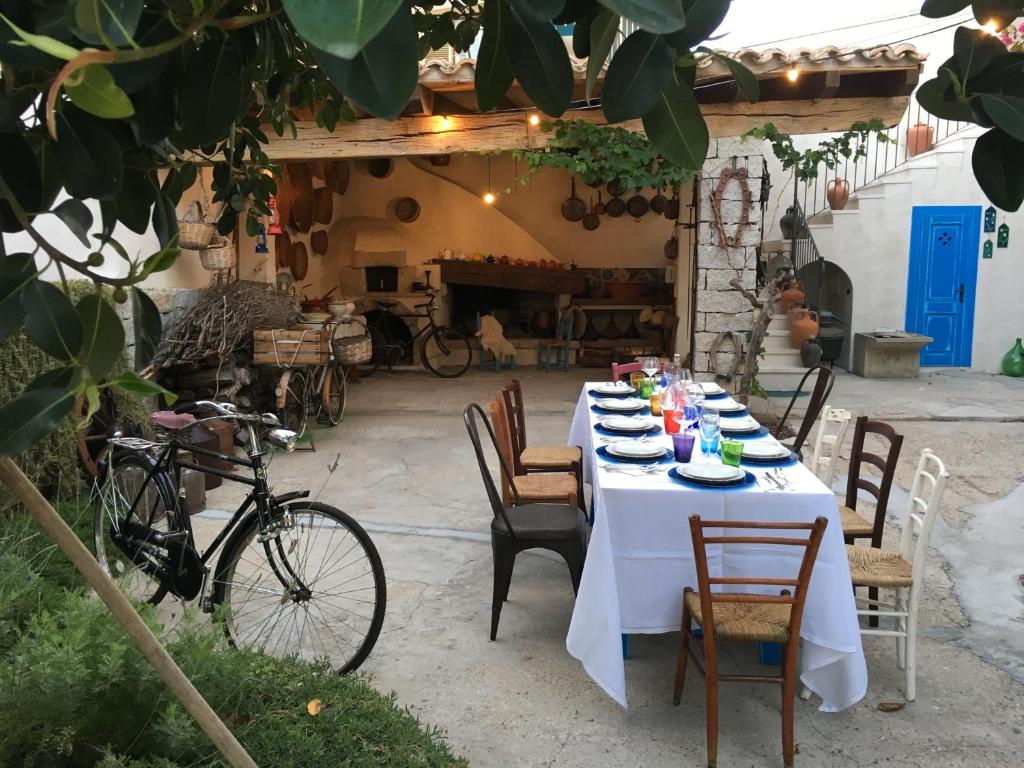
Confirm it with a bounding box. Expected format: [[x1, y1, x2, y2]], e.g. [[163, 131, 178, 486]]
[[199, 237, 235, 271], [331, 317, 372, 365], [178, 200, 217, 250]]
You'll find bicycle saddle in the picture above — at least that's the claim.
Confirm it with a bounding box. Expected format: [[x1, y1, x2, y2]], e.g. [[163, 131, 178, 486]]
[[150, 411, 197, 430]]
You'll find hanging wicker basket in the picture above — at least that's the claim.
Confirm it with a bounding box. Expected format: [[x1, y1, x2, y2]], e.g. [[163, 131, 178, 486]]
[[332, 318, 372, 365], [178, 200, 217, 250], [199, 237, 235, 271]]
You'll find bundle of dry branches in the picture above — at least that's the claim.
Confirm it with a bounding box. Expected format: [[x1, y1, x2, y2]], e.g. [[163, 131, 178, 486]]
[[154, 281, 299, 367]]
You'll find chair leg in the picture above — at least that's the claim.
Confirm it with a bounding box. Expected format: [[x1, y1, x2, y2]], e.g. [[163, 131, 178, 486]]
[[705, 673, 719, 768], [490, 541, 516, 641], [906, 606, 918, 702], [868, 585, 879, 628], [673, 597, 692, 705], [895, 588, 907, 670], [781, 651, 796, 768]]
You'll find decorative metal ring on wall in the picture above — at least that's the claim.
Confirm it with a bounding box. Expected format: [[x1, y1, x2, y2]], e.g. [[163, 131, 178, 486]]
[[712, 166, 752, 248]]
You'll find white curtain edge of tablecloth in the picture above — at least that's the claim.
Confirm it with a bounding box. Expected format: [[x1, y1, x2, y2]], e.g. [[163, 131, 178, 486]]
[[566, 638, 629, 710], [801, 640, 868, 712]]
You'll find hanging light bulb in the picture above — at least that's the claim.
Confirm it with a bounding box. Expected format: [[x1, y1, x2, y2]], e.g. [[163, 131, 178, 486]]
[[528, 113, 540, 126], [786, 66, 800, 83], [982, 18, 999, 35], [439, 114, 452, 130], [482, 191, 496, 205]]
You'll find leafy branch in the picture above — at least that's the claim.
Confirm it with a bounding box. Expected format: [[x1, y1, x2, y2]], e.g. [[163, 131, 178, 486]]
[[743, 120, 894, 181]]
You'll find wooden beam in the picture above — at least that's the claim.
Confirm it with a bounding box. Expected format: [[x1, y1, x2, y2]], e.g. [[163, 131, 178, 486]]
[[263, 96, 911, 161], [818, 70, 842, 99]]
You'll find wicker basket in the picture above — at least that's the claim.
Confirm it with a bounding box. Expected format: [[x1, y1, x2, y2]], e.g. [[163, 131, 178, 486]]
[[199, 239, 235, 271], [178, 201, 217, 250], [332, 333, 372, 365]]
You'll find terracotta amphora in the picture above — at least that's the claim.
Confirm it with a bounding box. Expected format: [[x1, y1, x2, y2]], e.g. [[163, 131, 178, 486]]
[[826, 179, 850, 210], [790, 307, 820, 348]]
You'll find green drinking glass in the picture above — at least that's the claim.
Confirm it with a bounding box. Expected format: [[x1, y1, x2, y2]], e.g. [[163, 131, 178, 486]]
[[638, 378, 654, 399], [721, 438, 744, 467]]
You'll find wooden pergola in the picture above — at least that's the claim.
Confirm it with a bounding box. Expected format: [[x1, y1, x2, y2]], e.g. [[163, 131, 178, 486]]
[[265, 44, 926, 161]]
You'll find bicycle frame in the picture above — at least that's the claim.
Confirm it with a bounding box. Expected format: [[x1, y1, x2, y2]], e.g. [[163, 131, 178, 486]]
[[367, 297, 453, 361]]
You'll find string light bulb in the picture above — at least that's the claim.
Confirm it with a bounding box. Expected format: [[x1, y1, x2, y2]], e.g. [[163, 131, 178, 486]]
[[439, 114, 452, 130], [482, 191, 496, 205], [528, 113, 540, 126], [982, 18, 999, 35], [786, 66, 800, 83]]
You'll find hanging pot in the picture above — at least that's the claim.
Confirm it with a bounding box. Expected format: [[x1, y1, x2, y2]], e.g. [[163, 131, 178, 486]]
[[650, 191, 668, 214], [367, 158, 393, 178], [826, 179, 850, 211], [582, 198, 600, 231], [288, 163, 314, 232], [561, 178, 586, 222], [313, 186, 333, 224], [393, 196, 421, 223], [594, 191, 605, 215], [664, 234, 678, 260], [605, 196, 626, 217], [626, 190, 649, 218], [1001, 338, 1024, 377], [290, 241, 308, 280], [324, 160, 350, 195], [606, 178, 625, 198], [310, 229, 329, 256], [275, 231, 292, 269]]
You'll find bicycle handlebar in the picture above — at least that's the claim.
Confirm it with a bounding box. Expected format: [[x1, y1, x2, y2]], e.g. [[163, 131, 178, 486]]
[[173, 400, 281, 427]]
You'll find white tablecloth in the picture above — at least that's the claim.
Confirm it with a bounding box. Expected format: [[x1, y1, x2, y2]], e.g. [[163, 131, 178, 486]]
[[565, 384, 867, 711]]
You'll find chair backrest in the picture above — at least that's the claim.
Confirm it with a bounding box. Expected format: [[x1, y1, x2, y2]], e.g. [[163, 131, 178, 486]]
[[688, 515, 828, 648], [808, 406, 852, 487], [462, 403, 518, 535], [774, 365, 835, 453], [611, 360, 664, 382], [489, 396, 521, 507], [555, 310, 574, 343], [898, 449, 948, 583], [845, 415, 904, 545], [502, 380, 527, 473]]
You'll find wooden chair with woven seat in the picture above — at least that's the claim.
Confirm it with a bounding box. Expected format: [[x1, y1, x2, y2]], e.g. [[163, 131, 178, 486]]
[[490, 396, 579, 508], [806, 406, 852, 487], [772, 365, 835, 458], [839, 416, 904, 546], [847, 449, 948, 701], [503, 379, 583, 505], [610, 359, 664, 382], [463, 404, 587, 641], [673, 515, 829, 768]]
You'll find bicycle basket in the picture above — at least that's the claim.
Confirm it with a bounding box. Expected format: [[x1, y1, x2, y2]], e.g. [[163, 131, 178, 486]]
[[332, 332, 372, 365]]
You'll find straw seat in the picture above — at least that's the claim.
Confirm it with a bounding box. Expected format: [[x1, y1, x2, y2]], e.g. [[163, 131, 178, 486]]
[[683, 591, 791, 643], [838, 504, 874, 537], [514, 472, 579, 507], [846, 545, 913, 588], [521, 445, 581, 468]]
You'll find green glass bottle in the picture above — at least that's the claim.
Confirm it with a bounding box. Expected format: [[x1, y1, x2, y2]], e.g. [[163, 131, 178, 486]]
[[1001, 338, 1024, 377]]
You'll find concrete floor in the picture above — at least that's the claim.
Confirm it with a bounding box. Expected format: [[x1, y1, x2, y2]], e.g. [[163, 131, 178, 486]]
[[198, 367, 1024, 767]]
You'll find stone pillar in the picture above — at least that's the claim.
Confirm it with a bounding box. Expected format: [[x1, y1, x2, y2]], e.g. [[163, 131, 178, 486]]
[[692, 138, 764, 381]]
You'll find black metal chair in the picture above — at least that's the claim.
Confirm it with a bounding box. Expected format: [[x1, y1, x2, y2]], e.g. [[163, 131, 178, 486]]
[[463, 403, 587, 641], [773, 365, 836, 457]]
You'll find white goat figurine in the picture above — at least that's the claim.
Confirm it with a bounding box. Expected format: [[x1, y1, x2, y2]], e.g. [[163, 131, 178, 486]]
[[476, 313, 516, 369]]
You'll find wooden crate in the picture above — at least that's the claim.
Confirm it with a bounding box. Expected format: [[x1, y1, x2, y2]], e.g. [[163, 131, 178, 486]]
[[253, 328, 330, 366]]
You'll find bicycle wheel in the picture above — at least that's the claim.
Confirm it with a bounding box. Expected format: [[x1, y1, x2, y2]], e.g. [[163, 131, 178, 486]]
[[212, 501, 386, 674], [279, 370, 308, 438], [94, 450, 175, 605], [323, 363, 347, 425], [421, 326, 473, 378]]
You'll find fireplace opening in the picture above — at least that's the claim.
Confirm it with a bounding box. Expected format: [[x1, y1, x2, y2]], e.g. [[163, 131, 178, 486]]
[[449, 284, 559, 338], [366, 266, 398, 292]]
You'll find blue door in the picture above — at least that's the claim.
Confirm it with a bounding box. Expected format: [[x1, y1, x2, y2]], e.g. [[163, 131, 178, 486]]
[[906, 206, 980, 367]]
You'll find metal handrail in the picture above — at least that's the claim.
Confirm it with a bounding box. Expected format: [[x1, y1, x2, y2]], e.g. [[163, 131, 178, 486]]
[[789, 200, 825, 305]]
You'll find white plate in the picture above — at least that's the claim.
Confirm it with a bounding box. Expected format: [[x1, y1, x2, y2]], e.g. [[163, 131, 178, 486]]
[[699, 382, 725, 396], [594, 383, 636, 395], [596, 398, 646, 411], [607, 443, 666, 460], [720, 415, 761, 432], [741, 441, 791, 459], [705, 397, 745, 413], [678, 464, 745, 483], [600, 417, 657, 432]]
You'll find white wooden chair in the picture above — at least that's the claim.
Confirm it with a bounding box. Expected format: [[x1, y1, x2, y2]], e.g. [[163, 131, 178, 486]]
[[807, 406, 851, 488], [846, 449, 948, 701]]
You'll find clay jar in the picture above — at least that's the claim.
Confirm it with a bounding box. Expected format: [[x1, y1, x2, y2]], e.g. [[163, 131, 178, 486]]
[[779, 278, 804, 309], [826, 179, 850, 211], [790, 307, 820, 348]]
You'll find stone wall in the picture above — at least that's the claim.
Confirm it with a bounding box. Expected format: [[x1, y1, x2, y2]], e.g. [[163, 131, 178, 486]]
[[692, 138, 764, 380], [114, 287, 201, 368]]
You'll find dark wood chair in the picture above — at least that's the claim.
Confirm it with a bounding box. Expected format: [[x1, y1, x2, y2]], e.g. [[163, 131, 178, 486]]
[[673, 515, 828, 768], [463, 403, 587, 641], [503, 379, 583, 505], [773, 365, 835, 457]]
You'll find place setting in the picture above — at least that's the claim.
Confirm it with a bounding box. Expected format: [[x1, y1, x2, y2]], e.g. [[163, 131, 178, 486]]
[[594, 415, 663, 437], [596, 440, 674, 475], [587, 382, 637, 398], [591, 397, 650, 416], [663, 410, 758, 491]]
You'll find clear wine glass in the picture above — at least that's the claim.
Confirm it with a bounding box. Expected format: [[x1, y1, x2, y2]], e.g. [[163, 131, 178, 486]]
[[699, 409, 720, 459], [641, 356, 659, 382], [684, 382, 704, 427]]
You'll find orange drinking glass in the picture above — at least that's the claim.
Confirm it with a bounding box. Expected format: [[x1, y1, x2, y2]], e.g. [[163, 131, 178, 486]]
[[663, 408, 682, 434]]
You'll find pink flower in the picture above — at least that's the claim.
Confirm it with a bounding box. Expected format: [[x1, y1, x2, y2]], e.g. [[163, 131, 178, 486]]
[[1017, 21, 1024, 33], [1000, 33, 1013, 46]]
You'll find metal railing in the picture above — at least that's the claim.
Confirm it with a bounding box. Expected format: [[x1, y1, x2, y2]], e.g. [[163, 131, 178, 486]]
[[799, 105, 972, 221], [788, 200, 826, 307]]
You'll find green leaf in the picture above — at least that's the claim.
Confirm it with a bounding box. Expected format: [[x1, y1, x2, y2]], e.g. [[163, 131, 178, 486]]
[[0, 255, 37, 342], [22, 281, 84, 362], [0, 12, 80, 60], [54, 106, 124, 200], [179, 33, 243, 145], [972, 127, 1024, 211], [151, 191, 178, 248], [917, 72, 973, 121], [642, 75, 709, 171], [64, 63, 135, 119], [504, 0, 574, 117], [572, 11, 593, 58], [587, 9, 619, 101], [27, 366, 80, 391], [979, 93, 1024, 141], [83, 382, 101, 424], [970, 0, 1022, 26], [131, 290, 160, 370], [0, 133, 43, 232], [475, 0, 515, 112], [136, 244, 180, 280], [698, 47, 759, 102], [72, 0, 143, 48], [665, 0, 731, 50], [970, 52, 1024, 94], [953, 27, 1006, 83], [921, 0, 971, 18], [509, 0, 565, 19], [116, 170, 156, 234], [309, 9, 417, 121], [0, 387, 77, 456], [107, 370, 177, 404], [280, 0, 403, 59], [77, 292, 124, 381], [602, 30, 675, 122], [597, 0, 685, 32], [49, 199, 94, 248]]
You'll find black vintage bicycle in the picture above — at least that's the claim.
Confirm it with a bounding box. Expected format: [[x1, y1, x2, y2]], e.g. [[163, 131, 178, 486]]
[[361, 291, 472, 378], [93, 401, 385, 674]]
